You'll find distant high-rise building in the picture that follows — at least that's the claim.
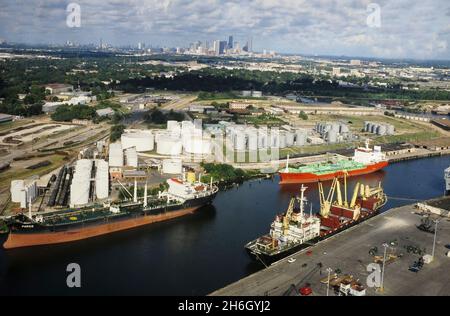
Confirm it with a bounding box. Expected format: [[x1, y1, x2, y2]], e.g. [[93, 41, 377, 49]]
[[228, 36, 233, 49], [248, 36, 253, 52], [213, 40, 220, 55], [219, 41, 227, 54]]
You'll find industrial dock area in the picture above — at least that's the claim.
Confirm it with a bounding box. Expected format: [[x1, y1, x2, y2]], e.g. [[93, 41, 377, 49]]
[[211, 197, 450, 296]]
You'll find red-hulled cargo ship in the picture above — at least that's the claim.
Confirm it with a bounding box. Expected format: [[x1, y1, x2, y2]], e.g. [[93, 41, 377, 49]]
[[279, 140, 388, 184]]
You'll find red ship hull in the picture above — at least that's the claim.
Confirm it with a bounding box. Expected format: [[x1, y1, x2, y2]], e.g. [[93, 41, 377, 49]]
[[279, 161, 388, 184]]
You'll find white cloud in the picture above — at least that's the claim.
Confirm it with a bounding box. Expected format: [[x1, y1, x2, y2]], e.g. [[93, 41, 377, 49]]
[[0, 0, 448, 59]]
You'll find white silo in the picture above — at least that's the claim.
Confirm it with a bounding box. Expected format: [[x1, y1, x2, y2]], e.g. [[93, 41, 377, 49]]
[[234, 131, 246, 151], [109, 142, 123, 167], [258, 128, 268, 149], [285, 131, 295, 147], [377, 124, 387, 136], [327, 130, 338, 143], [270, 130, 280, 148], [279, 132, 287, 148], [295, 129, 307, 146], [184, 136, 212, 155], [95, 159, 109, 200], [247, 131, 258, 151], [125, 147, 138, 167], [70, 159, 93, 207], [370, 123, 378, 134]]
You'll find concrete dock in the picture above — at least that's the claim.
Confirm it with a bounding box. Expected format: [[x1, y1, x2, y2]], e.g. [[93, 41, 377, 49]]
[[211, 198, 450, 296]]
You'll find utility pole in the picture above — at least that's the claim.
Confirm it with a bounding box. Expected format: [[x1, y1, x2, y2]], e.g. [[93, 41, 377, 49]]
[[432, 219, 439, 259], [326, 267, 333, 296], [379, 243, 389, 293]]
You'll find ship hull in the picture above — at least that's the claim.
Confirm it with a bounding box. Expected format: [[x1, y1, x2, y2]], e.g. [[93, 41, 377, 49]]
[[3, 193, 216, 249], [279, 161, 388, 184]]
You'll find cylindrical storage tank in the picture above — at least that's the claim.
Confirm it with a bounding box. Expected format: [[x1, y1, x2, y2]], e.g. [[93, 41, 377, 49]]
[[247, 132, 258, 151], [109, 142, 123, 167], [377, 125, 387, 135], [162, 159, 182, 174], [327, 130, 338, 143], [370, 123, 378, 134], [270, 131, 280, 148], [387, 124, 395, 135], [279, 132, 287, 148], [184, 136, 211, 155], [157, 136, 183, 155], [364, 121, 370, 132], [125, 147, 138, 167], [10, 180, 25, 203], [234, 132, 246, 151], [366, 122, 373, 133], [70, 159, 92, 207], [258, 129, 268, 149], [331, 123, 340, 132], [285, 131, 294, 147], [295, 130, 307, 146], [95, 159, 109, 200], [121, 131, 154, 152]]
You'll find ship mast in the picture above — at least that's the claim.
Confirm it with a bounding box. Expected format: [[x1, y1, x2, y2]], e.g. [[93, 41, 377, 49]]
[[285, 155, 289, 172]]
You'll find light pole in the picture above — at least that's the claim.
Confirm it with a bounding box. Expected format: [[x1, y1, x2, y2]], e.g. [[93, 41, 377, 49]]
[[432, 219, 440, 259], [379, 243, 389, 293], [326, 267, 333, 296]]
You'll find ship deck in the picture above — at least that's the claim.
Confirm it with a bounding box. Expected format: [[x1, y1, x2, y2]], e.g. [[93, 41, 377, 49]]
[[210, 196, 450, 296]]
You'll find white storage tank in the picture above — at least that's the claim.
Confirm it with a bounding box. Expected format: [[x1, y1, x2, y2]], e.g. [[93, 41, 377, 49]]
[[285, 131, 295, 147], [95, 159, 109, 200], [327, 130, 338, 143], [270, 131, 280, 148], [370, 123, 378, 134], [125, 147, 138, 167], [295, 130, 307, 146], [234, 132, 246, 151], [377, 125, 387, 136], [10, 179, 37, 208], [162, 159, 182, 174], [157, 135, 183, 156], [184, 136, 212, 155], [109, 142, 124, 167], [279, 132, 287, 148], [11, 180, 25, 203], [247, 132, 258, 151], [121, 130, 154, 152], [258, 128, 268, 149], [70, 159, 93, 207]]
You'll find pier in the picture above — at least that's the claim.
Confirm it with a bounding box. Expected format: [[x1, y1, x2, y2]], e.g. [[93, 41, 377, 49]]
[[210, 197, 450, 296]]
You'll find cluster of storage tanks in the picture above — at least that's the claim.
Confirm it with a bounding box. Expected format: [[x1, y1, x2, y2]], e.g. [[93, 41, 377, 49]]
[[315, 122, 351, 143], [223, 125, 308, 151], [10, 179, 38, 208], [363, 122, 395, 136], [69, 159, 109, 207]]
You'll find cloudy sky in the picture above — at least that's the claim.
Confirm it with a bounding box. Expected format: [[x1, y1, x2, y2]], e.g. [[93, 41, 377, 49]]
[[0, 0, 449, 60]]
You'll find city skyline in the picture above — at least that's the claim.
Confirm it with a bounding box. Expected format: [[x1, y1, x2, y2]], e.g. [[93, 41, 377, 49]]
[[0, 0, 449, 60]]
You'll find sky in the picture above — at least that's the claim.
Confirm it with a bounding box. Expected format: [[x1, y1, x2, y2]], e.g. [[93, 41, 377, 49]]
[[0, 0, 449, 60]]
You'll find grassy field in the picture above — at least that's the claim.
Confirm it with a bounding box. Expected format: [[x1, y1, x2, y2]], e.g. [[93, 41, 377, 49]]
[[0, 119, 33, 132]]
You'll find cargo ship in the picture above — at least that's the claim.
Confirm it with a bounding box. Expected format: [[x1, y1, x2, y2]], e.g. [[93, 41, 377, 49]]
[[245, 175, 387, 265], [2, 177, 218, 249], [279, 140, 388, 184]]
